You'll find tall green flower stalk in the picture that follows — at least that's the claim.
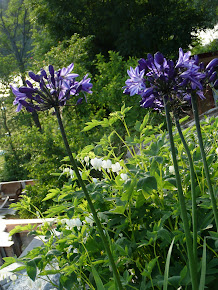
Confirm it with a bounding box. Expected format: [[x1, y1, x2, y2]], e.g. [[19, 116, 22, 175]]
[[11, 62, 123, 290], [55, 107, 123, 290], [174, 113, 198, 264], [164, 97, 198, 290], [191, 94, 218, 232]]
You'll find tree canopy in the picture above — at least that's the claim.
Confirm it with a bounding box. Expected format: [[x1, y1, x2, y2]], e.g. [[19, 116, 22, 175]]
[[26, 0, 217, 58]]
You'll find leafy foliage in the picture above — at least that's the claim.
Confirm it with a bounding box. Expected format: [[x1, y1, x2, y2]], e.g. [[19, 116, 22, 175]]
[[26, 0, 217, 58], [8, 108, 218, 289]]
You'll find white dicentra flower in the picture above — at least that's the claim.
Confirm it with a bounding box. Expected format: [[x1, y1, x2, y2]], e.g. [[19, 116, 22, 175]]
[[63, 167, 70, 173], [69, 169, 74, 178], [169, 165, 175, 174], [120, 173, 128, 181], [66, 218, 82, 229], [85, 215, 94, 227], [91, 157, 102, 171], [102, 159, 112, 172], [84, 156, 90, 164], [111, 162, 122, 173]]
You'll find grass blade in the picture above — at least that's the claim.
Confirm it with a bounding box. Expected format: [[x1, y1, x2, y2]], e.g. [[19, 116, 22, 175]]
[[163, 238, 175, 290]]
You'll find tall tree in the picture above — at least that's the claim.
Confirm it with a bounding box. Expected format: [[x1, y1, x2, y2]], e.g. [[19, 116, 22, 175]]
[[26, 0, 217, 59], [0, 0, 41, 130]]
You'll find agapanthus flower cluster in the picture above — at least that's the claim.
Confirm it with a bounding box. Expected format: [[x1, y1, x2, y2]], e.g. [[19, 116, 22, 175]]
[[123, 48, 218, 110], [11, 63, 92, 112]]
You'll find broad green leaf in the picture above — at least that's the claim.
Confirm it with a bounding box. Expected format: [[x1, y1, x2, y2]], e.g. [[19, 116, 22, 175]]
[[92, 266, 105, 290], [46, 250, 62, 257], [26, 260, 37, 281], [179, 265, 187, 282], [121, 178, 137, 201], [110, 206, 125, 215], [163, 238, 175, 290], [142, 257, 158, 277], [137, 176, 157, 193]]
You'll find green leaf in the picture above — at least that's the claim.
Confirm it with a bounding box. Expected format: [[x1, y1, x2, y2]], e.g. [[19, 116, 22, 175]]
[[157, 228, 171, 244], [82, 119, 102, 131], [39, 269, 60, 276], [179, 266, 187, 282], [142, 257, 158, 277], [199, 238, 207, 290], [135, 120, 141, 132], [26, 260, 37, 281], [1, 257, 17, 269], [163, 238, 175, 290], [9, 224, 37, 236], [140, 113, 150, 131], [110, 206, 125, 215], [179, 115, 189, 124], [137, 176, 157, 193], [42, 188, 60, 201], [121, 178, 137, 201], [46, 250, 62, 257], [92, 266, 105, 290], [164, 178, 177, 188]]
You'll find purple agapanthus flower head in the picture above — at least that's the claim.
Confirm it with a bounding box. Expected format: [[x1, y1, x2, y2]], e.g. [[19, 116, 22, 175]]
[[11, 63, 92, 112], [123, 47, 218, 111]]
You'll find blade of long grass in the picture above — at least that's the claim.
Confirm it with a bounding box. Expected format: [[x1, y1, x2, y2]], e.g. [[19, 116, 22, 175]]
[[199, 238, 207, 290], [163, 238, 175, 290], [92, 266, 106, 290]]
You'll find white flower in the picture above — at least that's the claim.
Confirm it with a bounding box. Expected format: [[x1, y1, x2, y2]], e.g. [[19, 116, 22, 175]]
[[91, 157, 102, 171], [63, 167, 70, 173], [84, 156, 90, 164], [102, 159, 112, 171], [120, 173, 128, 181], [61, 218, 67, 225], [66, 218, 82, 229], [10, 274, 17, 282], [111, 162, 122, 173], [169, 165, 175, 174], [216, 148, 218, 155], [69, 169, 74, 178], [92, 178, 98, 183], [85, 215, 94, 226], [73, 248, 78, 253]]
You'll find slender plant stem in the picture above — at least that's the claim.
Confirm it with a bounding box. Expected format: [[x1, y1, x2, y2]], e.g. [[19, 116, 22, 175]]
[[191, 94, 218, 232], [55, 107, 123, 290], [163, 97, 198, 290], [174, 114, 198, 264]]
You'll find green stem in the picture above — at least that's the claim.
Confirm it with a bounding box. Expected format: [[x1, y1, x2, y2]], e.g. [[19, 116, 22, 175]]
[[174, 114, 198, 264], [163, 97, 198, 290], [191, 94, 218, 232], [55, 107, 123, 290]]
